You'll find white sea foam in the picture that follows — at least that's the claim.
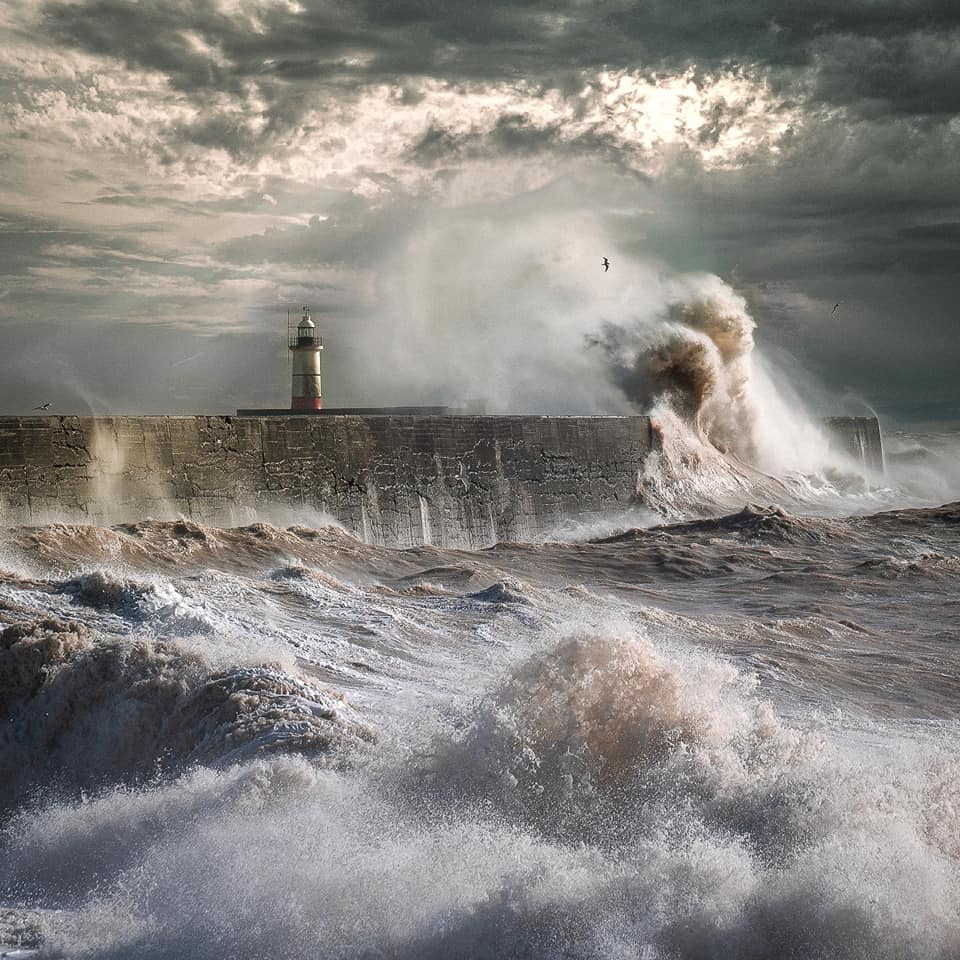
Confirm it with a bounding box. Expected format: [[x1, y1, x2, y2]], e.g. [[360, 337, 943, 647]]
[[1, 480, 959, 958], [0, 614, 374, 812], [3, 622, 958, 959]]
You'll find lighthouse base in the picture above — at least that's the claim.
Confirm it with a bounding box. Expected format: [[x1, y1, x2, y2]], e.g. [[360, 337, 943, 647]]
[[291, 397, 323, 411]]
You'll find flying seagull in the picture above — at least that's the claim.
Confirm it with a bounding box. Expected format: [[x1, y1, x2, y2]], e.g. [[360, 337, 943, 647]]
[[832, 301, 843, 314], [32, 402, 51, 411], [602, 257, 610, 272]]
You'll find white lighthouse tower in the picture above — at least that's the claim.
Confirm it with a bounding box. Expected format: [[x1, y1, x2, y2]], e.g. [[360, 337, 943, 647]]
[[289, 306, 323, 411]]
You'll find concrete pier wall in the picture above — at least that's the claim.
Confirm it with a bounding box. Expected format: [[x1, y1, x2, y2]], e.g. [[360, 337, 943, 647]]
[[822, 416, 885, 473], [0, 415, 883, 546], [0, 416, 656, 547]]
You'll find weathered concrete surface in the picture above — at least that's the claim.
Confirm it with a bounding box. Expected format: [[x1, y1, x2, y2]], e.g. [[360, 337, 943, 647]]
[[0, 416, 656, 547], [823, 416, 885, 473], [0, 415, 884, 546]]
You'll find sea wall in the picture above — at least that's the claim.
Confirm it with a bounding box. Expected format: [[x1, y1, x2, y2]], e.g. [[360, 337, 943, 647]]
[[822, 416, 885, 473], [0, 416, 655, 547], [0, 415, 884, 546]]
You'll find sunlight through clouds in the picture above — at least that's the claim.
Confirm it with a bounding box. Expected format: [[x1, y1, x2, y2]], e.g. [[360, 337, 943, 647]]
[[0, 0, 957, 415]]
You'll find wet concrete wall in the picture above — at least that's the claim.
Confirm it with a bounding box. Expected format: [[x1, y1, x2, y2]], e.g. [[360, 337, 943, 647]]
[[822, 416, 885, 473], [0, 416, 656, 547], [0, 415, 883, 546]]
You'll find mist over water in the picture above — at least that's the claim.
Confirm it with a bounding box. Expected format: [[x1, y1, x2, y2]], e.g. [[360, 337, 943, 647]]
[[353, 192, 928, 524]]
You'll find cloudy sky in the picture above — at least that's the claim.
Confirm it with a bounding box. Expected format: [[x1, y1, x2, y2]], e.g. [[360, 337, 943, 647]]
[[0, 0, 957, 419]]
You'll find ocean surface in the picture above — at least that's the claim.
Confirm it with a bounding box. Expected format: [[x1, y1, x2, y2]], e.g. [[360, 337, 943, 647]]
[[1, 422, 959, 959]]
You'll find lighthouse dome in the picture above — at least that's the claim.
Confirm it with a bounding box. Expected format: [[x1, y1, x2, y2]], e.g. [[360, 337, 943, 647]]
[[297, 316, 315, 329]]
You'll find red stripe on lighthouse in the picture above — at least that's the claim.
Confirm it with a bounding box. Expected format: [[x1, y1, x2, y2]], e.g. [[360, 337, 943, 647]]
[[291, 397, 323, 411]]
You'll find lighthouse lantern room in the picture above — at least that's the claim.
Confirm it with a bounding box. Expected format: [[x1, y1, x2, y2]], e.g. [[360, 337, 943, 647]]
[[288, 306, 323, 410]]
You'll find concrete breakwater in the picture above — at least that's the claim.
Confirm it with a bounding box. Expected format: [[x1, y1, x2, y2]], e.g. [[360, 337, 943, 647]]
[[822, 416, 884, 473], [0, 415, 655, 547], [0, 415, 882, 546]]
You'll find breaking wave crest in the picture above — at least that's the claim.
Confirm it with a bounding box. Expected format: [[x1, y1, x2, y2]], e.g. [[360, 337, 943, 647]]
[[602, 285, 802, 464], [602, 504, 849, 545], [590, 282, 897, 519], [57, 570, 218, 633], [0, 617, 373, 811], [3, 628, 959, 958], [598, 499, 960, 550], [414, 629, 821, 850]]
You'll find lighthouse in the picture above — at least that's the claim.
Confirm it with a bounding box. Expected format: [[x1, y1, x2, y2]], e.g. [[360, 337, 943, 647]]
[[289, 306, 323, 410]]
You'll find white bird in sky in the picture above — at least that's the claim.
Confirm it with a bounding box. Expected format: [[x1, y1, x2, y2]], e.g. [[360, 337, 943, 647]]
[[32, 402, 51, 411], [832, 301, 843, 314]]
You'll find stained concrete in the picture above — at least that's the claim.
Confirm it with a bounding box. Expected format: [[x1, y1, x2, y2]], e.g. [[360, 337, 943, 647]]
[[822, 416, 885, 473], [0, 416, 655, 547], [0, 415, 883, 546]]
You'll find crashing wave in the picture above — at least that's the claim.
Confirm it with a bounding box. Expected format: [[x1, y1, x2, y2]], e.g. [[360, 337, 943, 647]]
[[3, 618, 960, 958], [411, 629, 822, 850], [658, 504, 845, 544], [856, 501, 960, 530], [597, 504, 849, 546], [57, 570, 216, 634], [589, 280, 880, 519], [0, 617, 374, 810], [464, 581, 530, 604], [269, 564, 347, 590]]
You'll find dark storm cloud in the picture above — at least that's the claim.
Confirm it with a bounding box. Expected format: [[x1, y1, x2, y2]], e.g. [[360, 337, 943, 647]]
[[40, 0, 960, 111], [408, 113, 627, 169], [41, 0, 374, 93], [609, 0, 960, 100], [43, 1, 241, 92], [173, 111, 267, 159], [38, 0, 398, 157], [812, 30, 960, 116], [899, 221, 960, 242], [2, 0, 958, 421]]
